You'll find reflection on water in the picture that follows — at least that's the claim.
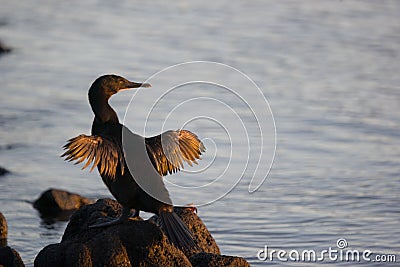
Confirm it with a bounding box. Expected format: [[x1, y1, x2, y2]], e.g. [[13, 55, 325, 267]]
[[1, 1, 399, 266]]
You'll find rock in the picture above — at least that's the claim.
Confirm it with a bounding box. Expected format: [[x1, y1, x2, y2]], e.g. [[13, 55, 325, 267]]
[[35, 199, 191, 267], [0, 212, 7, 247], [34, 198, 250, 267], [0, 213, 25, 267], [33, 188, 93, 215], [190, 252, 250, 267], [0, 40, 11, 54], [150, 207, 220, 257], [0, 166, 10, 176], [0, 246, 25, 267]]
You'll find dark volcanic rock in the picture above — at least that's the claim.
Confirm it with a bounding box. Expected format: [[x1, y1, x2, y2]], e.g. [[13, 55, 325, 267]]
[[0, 40, 11, 54], [0, 213, 25, 267], [0, 166, 10, 176], [0, 246, 25, 267], [0, 213, 6, 236], [150, 207, 220, 257], [34, 198, 249, 267], [190, 252, 250, 267], [35, 199, 191, 267], [33, 188, 93, 215], [0, 212, 7, 247]]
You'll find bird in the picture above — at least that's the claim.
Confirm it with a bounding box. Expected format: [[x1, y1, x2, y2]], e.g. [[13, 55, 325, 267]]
[[61, 74, 205, 251]]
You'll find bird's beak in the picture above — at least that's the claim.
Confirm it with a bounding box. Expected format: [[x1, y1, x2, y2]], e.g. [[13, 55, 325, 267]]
[[126, 81, 151, 89]]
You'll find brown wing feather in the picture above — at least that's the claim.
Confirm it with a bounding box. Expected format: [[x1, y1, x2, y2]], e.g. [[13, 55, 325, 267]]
[[61, 134, 125, 178], [145, 130, 206, 176]]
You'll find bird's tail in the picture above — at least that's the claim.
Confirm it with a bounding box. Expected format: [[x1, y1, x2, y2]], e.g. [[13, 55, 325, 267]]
[[159, 211, 197, 252]]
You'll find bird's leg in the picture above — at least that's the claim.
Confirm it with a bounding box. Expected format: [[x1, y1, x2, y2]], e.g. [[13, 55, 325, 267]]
[[128, 210, 140, 221], [89, 206, 131, 228], [175, 203, 197, 213], [131, 209, 140, 218]]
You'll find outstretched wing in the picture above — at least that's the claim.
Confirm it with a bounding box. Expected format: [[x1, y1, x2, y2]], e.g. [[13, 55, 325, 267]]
[[61, 134, 124, 178], [145, 130, 205, 176]]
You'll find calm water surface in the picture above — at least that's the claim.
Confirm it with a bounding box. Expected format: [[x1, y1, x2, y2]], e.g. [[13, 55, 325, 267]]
[[0, 1, 399, 266]]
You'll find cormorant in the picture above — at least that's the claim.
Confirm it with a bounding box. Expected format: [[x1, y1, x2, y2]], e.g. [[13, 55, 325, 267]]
[[61, 74, 205, 251]]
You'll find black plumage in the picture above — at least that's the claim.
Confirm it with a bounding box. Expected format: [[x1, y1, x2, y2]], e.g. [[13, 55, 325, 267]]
[[61, 74, 205, 251]]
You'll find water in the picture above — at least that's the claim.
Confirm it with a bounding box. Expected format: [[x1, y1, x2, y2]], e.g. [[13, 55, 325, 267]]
[[1, 1, 399, 266]]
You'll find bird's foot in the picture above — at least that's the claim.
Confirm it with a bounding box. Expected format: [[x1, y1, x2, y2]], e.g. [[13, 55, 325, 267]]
[[89, 215, 126, 228], [89, 206, 134, 228], [128, 217, 141, 222], [185, 206, 197, 213], [127, 210, 141, 221], [176, 203, 197, 213]]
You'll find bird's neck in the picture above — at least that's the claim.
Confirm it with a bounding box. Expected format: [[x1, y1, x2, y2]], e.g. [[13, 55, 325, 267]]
[[89, 90, 119, 124]]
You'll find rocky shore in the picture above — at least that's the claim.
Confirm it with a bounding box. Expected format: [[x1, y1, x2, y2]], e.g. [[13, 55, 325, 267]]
[[1, 189, 249, 266], [34, 198, 249, 267]]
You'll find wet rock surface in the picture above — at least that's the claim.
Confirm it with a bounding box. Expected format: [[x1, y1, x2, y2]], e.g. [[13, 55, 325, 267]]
[[0, 212, 7, 237], [0, 166, 10, 176], [0, 40, 11, 54], [0, 246, 25, 267], [33, 188, 93, 215], [0, 212, 25, 267], [35, 199, 191, 267], [34, 198, 249, 267]]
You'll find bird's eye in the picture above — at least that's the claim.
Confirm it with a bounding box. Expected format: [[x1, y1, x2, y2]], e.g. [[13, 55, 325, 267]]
[[119, 80, 124, 84]]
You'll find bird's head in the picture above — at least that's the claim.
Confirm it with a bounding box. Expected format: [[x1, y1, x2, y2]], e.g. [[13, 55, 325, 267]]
[[89, 74, 151, 99]]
